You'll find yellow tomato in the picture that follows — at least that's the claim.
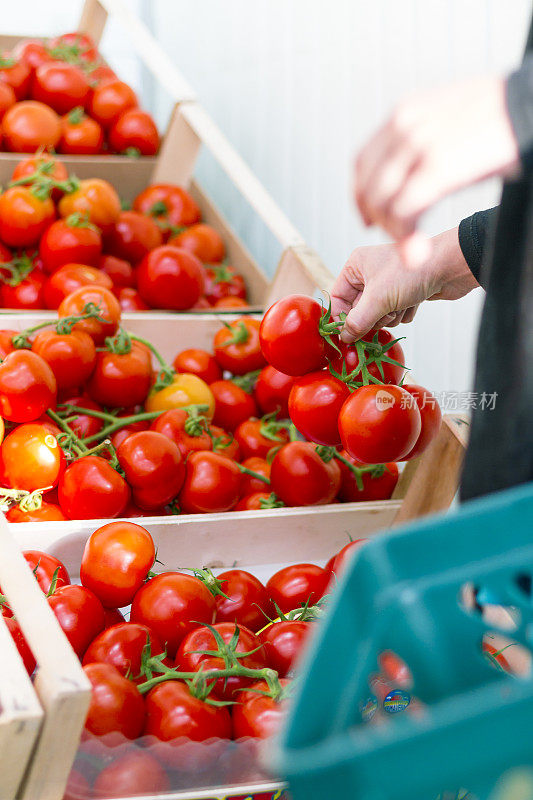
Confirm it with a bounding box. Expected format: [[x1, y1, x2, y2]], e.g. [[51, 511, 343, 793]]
[[145, 373, 215, 417], [58, 178, 121, 230]]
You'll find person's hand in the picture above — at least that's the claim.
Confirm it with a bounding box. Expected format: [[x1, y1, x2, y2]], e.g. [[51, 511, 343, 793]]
[[354, 76, 520, 264], [331, 227, 479, 342]]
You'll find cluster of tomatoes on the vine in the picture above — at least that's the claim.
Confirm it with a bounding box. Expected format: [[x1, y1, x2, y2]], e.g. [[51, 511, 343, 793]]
[[0, 31, 159, 155], [2, 522, 363, 797], [0, 152, 249, 312]]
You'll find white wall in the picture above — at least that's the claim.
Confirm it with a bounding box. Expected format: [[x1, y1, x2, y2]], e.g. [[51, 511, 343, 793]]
[[3, 1, 532, 394]]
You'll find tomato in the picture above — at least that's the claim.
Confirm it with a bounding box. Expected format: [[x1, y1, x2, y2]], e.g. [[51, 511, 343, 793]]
[[2, 100, 61, 152], [137, 245, 205, 310], [215, 570, 273, 632], [145, 373, 215, 417], [109, 108, 160, 155], [173, 348, 222, 385], [205, 425, 238, 460], [32, 62, 90, 114], [235, 416, 289, 460], [59, 179, 121, 232], [58, 285, 121, 346], [203, 264, 246, 304], [179, 451, 242, 513], [131, 572, 215, 656], [168, 223, 225, 263], [0, 81, 15, 119], [62, 769, 90, 800], [117, 431, 185, 510], [0, 55, 30, 100], [39, 215, 102, 274], [270, 442, 341, 507], [267, 564, 328, 614], [60, 395, 103, 439], [144, 680, 232, 742], [80, 521, 155, 608], [104, 210, 162, 264], [83, 663, 145, 739], [213, 296, 249, 309], [259, 622, 312, 677], [1, 423, 65, 492], [235, 491, 279, 510], [239, 457, 271, 495], [92, 750, 169, 798], [328, 539, 368, 579], [288, 371, 350, 446], [260, 295, 340, 376], [254, 365, 296, 418], [338, 384, 422, 463], [329, 329, 406, 386], [0, 186, 55, 247], [118, 287, 149, 311], [48, 583, 105, 658], [213, 317, 266, 375], [11, 153, 68, 188], [210, 379, 259, 432], [5, 616, 36, 675], [58, 456, 130, 520], [88, 79, 138, 129], [401, 384, 442, 459], [232, 678, 290, 739], [337, 452, 398, 502], [0, 350, 56, 422], [103, 608, 125, 628], [88, 64, 117, 87], [7, 501, 67, 522], [87, 340, 152, 407], [0, 266, 45, 310], [133, 184, 201, 230], [49, 32, 98, 62], [43, 262, 112, 309], [111, 416, 151, 450], [175, 622, 268, 700], [99, 254, 134, 290], [150, 408, 212, 458], [59, 106, 104, 154], [0, 329, 16, 359], [12, 39, 52, 72], [83, 622, 164, 683]]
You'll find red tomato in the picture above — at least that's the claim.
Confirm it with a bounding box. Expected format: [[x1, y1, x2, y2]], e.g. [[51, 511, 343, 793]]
[[0, 328, 16, 359], [32, 329, 96, 391], [267, 564, 328, 614], [48, 584, 105, 658], [235, 416, 289, 460], [133, 184, 201, 230], [117, 431, 185, 510], [234, 491, 280, 510], [104, 211, 162, 264], [60, 395, 103, 439], [5, 616, 36, 675], [0, 81, 15, 119], [239, 456, 271, 495], [23, 551, 70, 593], [137, 245, 205, 310], [92, 750, 169, 798], [58, 456, 130, 520], [150, 408, 213, 458], [59, 106, 104, 154], [80, 521, 155, 608], [173, 348, 222, 385], [1, 423, 65, 492], [110, 408, 151, 451], [103, 608, 125, 628], [0, 350, 56, 422], [288, 370, 350, 446], [109, 108, 160, 155], [11, 39, 52, 72], [337, 451, 398, 502], [215, 570, 273, 632], [43, 262, 112, 309], [62, 769, 90, 800], [203, 264, 246, 304], [210, 379, 259, 432], [130, 572, 216, 657], [144, 680, 232, 742], [83, 622, 165, 683], [175, 622, 268, 700], [88, 64, 117, 86], [58, 285, 121, 346], [7, 502, 67, 522], [232, 678, 291, 739], [118, 287, 149, 311], [213, 296, 249, 309], [401, 384, 442, 459], [83, 663, 145, 739], [329, 329, 406, 386], [11, 153, 68, 189], [169, 223, 225, 263], [260, 295, 340, 376], [2, 100, 61, 152], [39, 216, 102, 274], [32, 62, 90, 114], [259, 621, 312, 677], [338, 384, 422, 463], [58, 178, 121, 232], [179, 451, 242, 513], [98, 254, 134, 290], [329, 539, 368, 579], [0, 266, 46, 310], [254, 365, 296, 418], [208, 425, 241, 460], [48, 32, 98, 62], [0, 55, 31, 100], [88, 79, 138, 128], [214, 317, 266, 375], [0, 186, 55, 248], [270, 442, 341, 507], [87, 340, 152, 408]]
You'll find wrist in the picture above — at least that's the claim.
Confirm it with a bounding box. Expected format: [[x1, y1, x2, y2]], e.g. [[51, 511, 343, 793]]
[[432, 226, 479, 288]]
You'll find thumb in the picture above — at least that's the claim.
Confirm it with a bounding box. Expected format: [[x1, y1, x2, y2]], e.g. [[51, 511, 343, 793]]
[[340, 288, 390, 343]]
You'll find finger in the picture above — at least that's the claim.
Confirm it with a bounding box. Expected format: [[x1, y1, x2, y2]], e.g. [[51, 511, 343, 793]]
[[358, 139, 420, 231], [384, 310, 406, 328], [331, 263, 364, 320], [340, 289, 389, 343], [354, 124, 398, 224], [401, 305, 418, 324], [373, 313, 398, 329]]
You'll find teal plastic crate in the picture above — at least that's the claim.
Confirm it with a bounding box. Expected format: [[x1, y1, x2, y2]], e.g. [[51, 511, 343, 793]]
[[273, 482, 533, 800]]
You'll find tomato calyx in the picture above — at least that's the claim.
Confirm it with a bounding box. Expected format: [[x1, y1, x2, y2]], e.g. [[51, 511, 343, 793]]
[[0, 252, 36, 288], [259, 411, 290, 443], [48, 42, 85, 64], [148, 200, 168, 218], [315, 445, 387, 491], [0, 56, 16, 68], [236, 678, 293, 705], [259, 492, 284, 509], [12, 302, 110, 349], [183, 407, 210, 437], [65, 211, 98, 231], [103, 327, 133, 355], [123, 147, 141, 159], [231, 369, 261, 394], [209, 264, 236, 284], [257, 595, 328, 633], [9, 160, 79, 201], [329, 326, 407, 389], [209, 429, 235, 453], [317, 297, 343, 354], [67, 106, 86, 125], [0, 486, 47, 513], [220, 320, 249, 347], [177, 567, 232, 600]]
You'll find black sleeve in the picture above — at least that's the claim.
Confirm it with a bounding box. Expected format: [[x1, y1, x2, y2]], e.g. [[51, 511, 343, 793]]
[[458, 207, 499, 286], [507, 52, 533, 170]]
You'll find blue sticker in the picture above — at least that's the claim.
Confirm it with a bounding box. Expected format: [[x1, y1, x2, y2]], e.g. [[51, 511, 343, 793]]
[[383, 690, 410, 714], [360, 695, 378, 722]]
